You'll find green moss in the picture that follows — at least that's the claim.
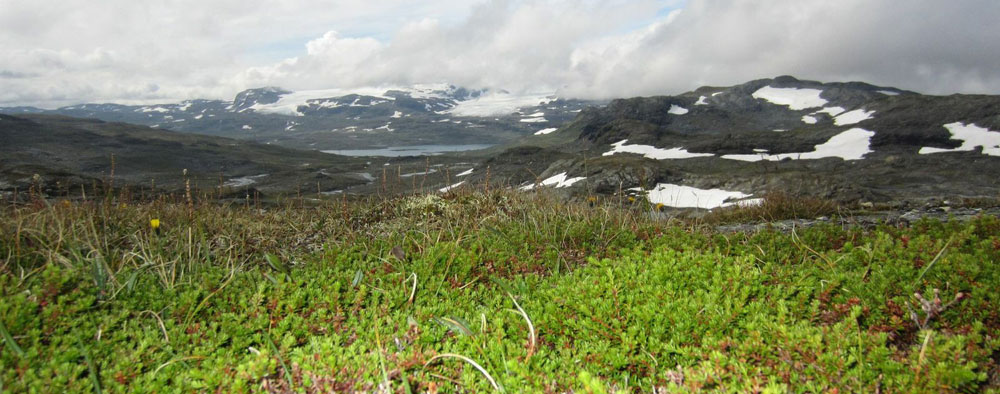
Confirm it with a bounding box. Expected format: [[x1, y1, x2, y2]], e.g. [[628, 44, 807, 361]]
[[1, 192, 998, 392]]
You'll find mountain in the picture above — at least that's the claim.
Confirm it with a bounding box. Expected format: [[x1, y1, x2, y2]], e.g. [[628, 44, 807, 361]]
[[0, 113, 374, 197], [0, 85, 600, 151], [4, 76, 999, 207], [472, 76, 1000, 207]]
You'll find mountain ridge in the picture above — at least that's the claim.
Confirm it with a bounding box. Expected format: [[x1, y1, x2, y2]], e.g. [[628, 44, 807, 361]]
[[3, 76, 999, 207], [1, 84, 597, 151], [476, 76, 1000, 206]]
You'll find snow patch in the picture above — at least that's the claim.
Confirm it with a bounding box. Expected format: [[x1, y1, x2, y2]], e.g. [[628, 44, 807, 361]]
[[802, 115, 818, 124], [878, 90, 900, 96], [695, 96, 708, 106], [249, 87, 396, 116], [642, 184, 758, 209], [446, 91, 555, 116], [834, 109, 875, 126], [520, 172, 586, 190], [456, 168, 473, 177], [400, 169, 438, 178], [603, 140, 713, 160], [242, 125, 253, 130], [721, 128, 875, 162], [439, 181, 465, 193], [534, 128, 558, 135], [919, 122, 1000, 157], [391, 111, 403, 118], [813, 107, 846, 117], [668, 105, 689, 115], [752, 86, 827, 110], [224, 174, 268, 188], [520, 117, 548, 123]]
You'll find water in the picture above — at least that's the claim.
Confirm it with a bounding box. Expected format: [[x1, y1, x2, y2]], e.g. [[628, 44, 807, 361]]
[[321, 144, 493, 157]]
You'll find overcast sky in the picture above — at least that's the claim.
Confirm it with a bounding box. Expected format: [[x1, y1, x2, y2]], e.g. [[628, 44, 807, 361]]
[[1, 0, 998, 108]]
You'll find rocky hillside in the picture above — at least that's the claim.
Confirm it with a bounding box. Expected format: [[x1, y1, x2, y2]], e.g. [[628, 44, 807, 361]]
[[476, 76, 1000, 207], [0, 114, 373, 198]]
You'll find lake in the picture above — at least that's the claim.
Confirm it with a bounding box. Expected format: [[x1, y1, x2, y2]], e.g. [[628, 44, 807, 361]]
[[321, 144, 493, 157]]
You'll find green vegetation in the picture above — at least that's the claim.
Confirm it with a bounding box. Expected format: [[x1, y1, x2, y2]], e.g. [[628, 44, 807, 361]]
[[1, 190, 999, 392]]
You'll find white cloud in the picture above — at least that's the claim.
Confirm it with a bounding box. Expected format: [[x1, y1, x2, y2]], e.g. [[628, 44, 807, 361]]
[[2, 0, 1000, 108], [558, 0, 1000, 99]]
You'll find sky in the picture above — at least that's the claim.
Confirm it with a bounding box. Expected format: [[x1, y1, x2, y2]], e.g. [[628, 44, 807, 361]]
[[1, 0, 999, 108]]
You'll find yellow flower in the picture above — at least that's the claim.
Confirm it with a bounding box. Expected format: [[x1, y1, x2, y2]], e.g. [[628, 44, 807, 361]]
[[150, 219, 160, 230], [655, 203, 665, 211], [628, 196, 636, 202]]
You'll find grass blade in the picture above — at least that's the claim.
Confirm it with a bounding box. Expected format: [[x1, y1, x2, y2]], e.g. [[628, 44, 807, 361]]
[[507, 292, 537, 357], [0, 318, 25, 357], [435, 317, 475, 336], [265, 333, 294, 390], [424, 353, 504, 392], [78, 340, 102, 394]]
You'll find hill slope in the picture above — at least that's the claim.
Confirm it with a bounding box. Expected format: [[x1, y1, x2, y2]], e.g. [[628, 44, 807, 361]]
[[0, 114, 372, 196], [482, 76, 1000, 206]]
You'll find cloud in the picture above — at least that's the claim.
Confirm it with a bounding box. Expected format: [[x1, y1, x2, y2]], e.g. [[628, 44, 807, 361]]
[[2, 0, 999, 107], [233, 0, 667, 92], [563, 0, 1000, 99], [0, 0, 483, 107]]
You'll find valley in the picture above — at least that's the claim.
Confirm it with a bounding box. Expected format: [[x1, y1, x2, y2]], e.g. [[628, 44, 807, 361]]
[[4, 76, 1000, 211]]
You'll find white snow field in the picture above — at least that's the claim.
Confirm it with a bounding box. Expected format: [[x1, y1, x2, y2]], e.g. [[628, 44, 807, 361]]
[[520, 172, 586, 190], [439, 181, 465, 193], [721, 128, 875, 162], [814, 107, 846, 117], [520, 117, 548, 123], [641, 184, 760, 209], [224, 174, 269, 188], [534, 128, 559, 135], [249, 87, 397, 116], [447, 91, 555, 117], [834, 109, 875, 126], [603, 140, 714, 160], [752, 86, 828, 110], [919, 122, 1000, 157], [668, 105, 689, 115]]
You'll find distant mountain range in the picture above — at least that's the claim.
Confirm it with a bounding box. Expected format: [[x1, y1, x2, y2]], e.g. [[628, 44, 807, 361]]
[[3, 76, 999, 207], [0, 84, 600, 151]]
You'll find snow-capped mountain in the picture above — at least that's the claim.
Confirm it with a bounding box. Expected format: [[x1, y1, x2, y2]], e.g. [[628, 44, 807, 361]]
[[4, 76, 999, 205], [0, 84, 600, 150]]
